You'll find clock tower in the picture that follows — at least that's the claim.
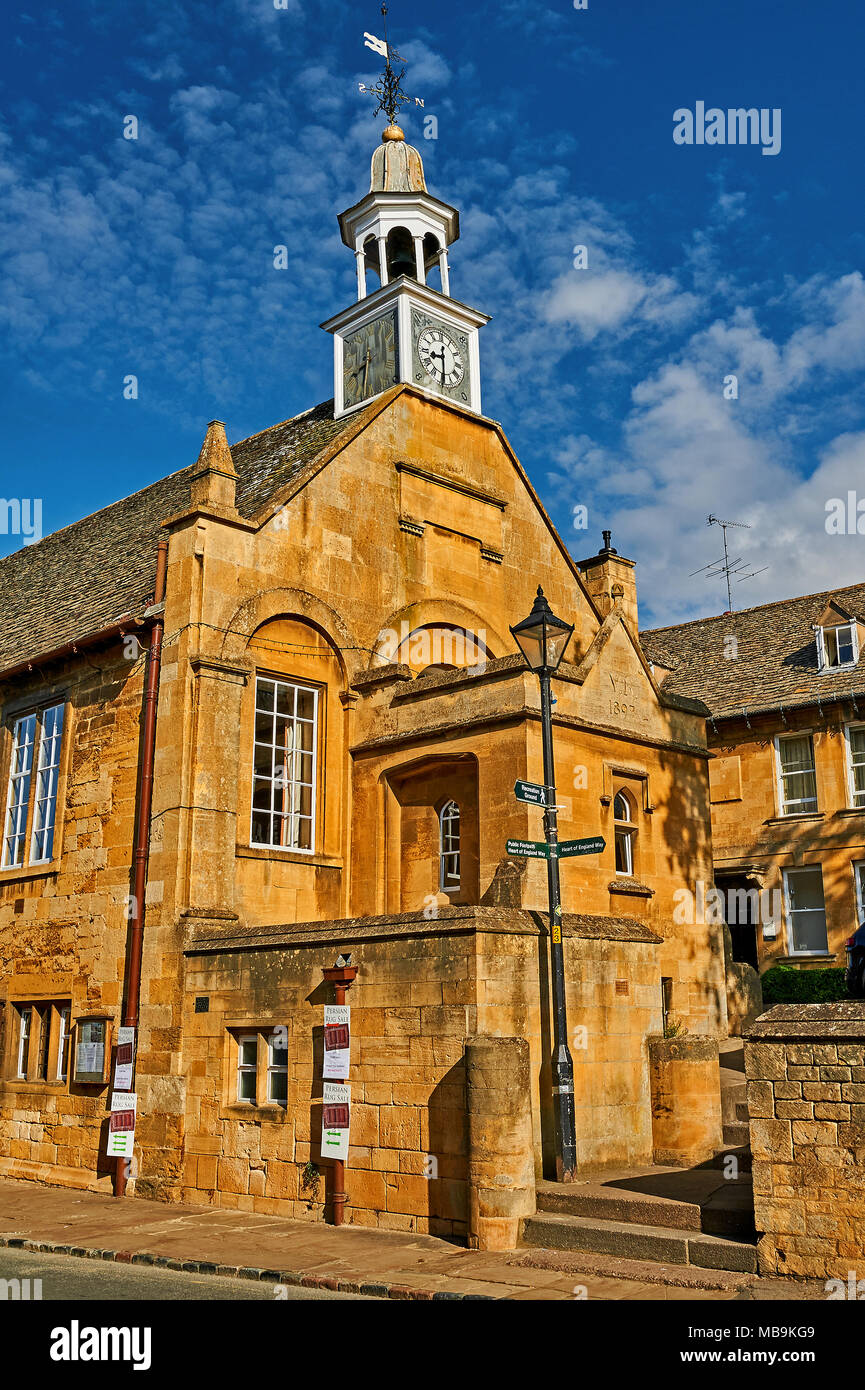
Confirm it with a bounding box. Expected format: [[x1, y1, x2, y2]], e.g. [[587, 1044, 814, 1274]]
[[322, 88, 489, 418]]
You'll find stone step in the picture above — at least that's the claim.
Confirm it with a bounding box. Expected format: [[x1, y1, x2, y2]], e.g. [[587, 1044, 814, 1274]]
[[510, 1246, 755, 1293], [721, 1078, 747, 1125], [723, 1121, 750, 1147], [536, 1178, 754, 1240], [735, 1100, 750, 1122], [521, 1211, 758, 1274], [710, 1144, 752, 1173]]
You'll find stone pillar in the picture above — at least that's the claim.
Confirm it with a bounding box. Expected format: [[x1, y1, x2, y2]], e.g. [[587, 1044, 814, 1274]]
[[648, 1035, 723, 1166], [746, 1002, 865, 1279], [438, 247, 450, 296], [465, 1035, 535, 1251], [413, 235, 425, 283]]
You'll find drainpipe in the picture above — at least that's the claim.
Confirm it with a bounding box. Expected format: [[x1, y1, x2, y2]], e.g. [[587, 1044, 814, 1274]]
[[321, 962, 358, 1225], [115, 539, 168, 1198]]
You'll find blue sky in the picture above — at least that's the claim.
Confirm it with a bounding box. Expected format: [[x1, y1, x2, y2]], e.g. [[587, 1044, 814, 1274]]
[[2, 0, 864, 625]]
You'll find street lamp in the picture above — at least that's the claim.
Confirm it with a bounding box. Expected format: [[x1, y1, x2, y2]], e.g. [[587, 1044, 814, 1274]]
[[510, 586, 577, 1182]]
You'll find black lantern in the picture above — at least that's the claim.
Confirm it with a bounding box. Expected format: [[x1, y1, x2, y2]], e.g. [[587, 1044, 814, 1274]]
[[510, 587, 574, 674]]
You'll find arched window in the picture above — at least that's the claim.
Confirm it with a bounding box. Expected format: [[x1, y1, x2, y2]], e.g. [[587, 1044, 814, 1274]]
[[613, 790, 636, 876], [439, 800, 460, 892]]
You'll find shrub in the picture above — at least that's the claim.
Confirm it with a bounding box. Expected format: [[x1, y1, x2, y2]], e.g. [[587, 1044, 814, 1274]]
[[761, 963, 848, 1005]]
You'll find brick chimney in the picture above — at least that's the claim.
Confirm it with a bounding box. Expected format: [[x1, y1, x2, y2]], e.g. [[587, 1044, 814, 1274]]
[[576, 531, 639, 636]]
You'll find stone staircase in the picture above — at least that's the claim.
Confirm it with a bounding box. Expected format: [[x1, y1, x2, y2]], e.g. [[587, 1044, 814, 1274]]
[[519, 1040, 757, 1280]]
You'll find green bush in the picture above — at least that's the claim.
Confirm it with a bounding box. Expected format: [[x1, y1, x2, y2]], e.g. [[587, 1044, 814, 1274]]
[[761, 963, 848, 1005]]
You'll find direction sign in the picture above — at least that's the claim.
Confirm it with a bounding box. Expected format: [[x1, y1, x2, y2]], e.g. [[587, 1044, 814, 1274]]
[[514, 780, 548, 807], [558, 836, 606, 858], [506, 838, 549, 859]]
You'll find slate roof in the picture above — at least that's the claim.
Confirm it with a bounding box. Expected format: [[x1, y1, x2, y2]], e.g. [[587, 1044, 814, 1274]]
[[0, 398, 369, 677], [641, 581, 865, 721]]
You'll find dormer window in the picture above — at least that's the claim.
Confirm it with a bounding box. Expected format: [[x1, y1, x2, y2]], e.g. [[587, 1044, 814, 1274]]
[[812, 599, 860, 672]]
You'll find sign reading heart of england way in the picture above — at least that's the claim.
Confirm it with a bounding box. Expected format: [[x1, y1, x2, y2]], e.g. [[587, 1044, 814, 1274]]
[[507, 836, 606, 859]]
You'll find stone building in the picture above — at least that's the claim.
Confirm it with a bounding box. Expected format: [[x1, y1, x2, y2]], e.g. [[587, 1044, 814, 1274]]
[[643, 583, 865, 973], [0, 120, 727, 1241]]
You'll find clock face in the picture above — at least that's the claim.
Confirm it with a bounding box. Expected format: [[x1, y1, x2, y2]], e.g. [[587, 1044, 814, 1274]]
[[416, 325, 465, 389], [342, 310, 398, 409]]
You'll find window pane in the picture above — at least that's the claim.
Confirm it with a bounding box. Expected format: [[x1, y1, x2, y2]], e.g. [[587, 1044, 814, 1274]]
[[268, 1070, 288, 1104], [615, 828, 633, 875], [30, 704, 65, 863], [255, 680, 275, 712], [614, 791, 631, 821], [838, 625, 855, 664], [3, 715, 36, 868], [251, 679, 317, 852], [238, 1068, 256, 1101], [779, 736, 817, 811], [239, 1038, 257, 1067], [787, 868, 828, 952]]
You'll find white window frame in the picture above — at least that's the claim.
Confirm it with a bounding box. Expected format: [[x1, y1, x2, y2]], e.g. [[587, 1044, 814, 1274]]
[[844, 723, 865, 809], [783, 865, 830, 956], [251, 677, 318, 855], [56, 1005, 71, 1082], [2, 703, 65, 870], [816, 622, 859, 672], [16, 1006, 32, 1079], [774, 732, 819, 816], [266, 1031, 288, 1106], [236, 1033, 258, 1104], [439, 800, 460, 892], [613, 790, 636, 876]]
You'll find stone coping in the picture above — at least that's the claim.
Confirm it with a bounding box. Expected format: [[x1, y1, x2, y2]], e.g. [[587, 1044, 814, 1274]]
[[746, 1000, 865, 1040], [185, 906, 662, 955]]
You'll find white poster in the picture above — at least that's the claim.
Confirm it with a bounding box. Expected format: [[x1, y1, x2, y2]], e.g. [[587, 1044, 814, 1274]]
[[113, 1026, 136, 1091], [106, 1090, 137, 1158], [322, 1005, 350, 1080], [320, 1081, 350, 1162]]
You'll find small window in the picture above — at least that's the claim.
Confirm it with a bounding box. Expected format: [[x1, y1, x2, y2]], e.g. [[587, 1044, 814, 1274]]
[[783, 866, 829, 955], [11, 1000, 71, 1083], [236, 1034, 258, 1103], [251, 677, 318, 853], [234, 1028, 289, 1108], [267, 1032, 288, 1106], [16, 1007, 32, 1079], [777, 734, 818, 815], [853, 861, 865, 925], [613, 791, 636, 876], [2, 702, 66, 870], [847, 726, 865, 808], [439, 800, 460, 892], [816, 622, 858, 671]]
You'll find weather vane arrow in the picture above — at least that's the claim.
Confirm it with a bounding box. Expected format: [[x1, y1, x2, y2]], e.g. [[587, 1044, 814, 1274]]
[[358, 4, 425, 123]]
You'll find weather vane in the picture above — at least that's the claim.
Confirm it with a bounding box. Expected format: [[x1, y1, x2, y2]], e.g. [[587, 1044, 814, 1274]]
[[359, 5, 424, 126]]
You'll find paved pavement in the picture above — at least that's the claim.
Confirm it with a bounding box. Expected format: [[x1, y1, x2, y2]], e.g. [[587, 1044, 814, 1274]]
[[0, 1246, 370, 1300], [0, 1177, 824, 1302]]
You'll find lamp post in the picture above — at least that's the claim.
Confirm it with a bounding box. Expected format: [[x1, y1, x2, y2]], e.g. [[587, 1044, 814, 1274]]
[[510, 586, 577, 1182]]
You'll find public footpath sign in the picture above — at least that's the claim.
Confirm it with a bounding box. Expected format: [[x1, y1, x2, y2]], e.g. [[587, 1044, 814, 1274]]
[[322, 1004, 351, 1080], [514, 780, 548, 806], [506, 838, 550, 859], [106, 1091, 137, 1158], [321, 1081, 351, 1162], [558, 836, 606, 858]]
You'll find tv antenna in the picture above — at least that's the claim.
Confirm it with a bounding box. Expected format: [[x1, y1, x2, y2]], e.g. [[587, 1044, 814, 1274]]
[[689, 515, 768, 613]]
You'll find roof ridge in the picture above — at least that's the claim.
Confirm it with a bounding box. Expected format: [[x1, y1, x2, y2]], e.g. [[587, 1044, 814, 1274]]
[[642, 577, 865, 638], [229, 398, 332, 451]]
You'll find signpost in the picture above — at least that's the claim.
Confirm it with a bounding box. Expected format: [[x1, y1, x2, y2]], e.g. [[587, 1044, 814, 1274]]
[[506, 838, 549, 859], [514, 779, 548, 806], [558, 836, 605, 858]]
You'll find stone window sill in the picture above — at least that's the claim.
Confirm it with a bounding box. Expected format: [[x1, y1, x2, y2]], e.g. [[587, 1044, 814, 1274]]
[[236, 845, 343, 869], [835, 807, 865, 818], [221, 1102, 291, 1123], [0, 860, 59, 884], [608, 877, 654, 898], [765, 813, 824, 825]]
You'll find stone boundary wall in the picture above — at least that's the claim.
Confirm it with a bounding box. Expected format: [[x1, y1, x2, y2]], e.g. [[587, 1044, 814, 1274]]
[[746, 1001, 865, 1279]]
